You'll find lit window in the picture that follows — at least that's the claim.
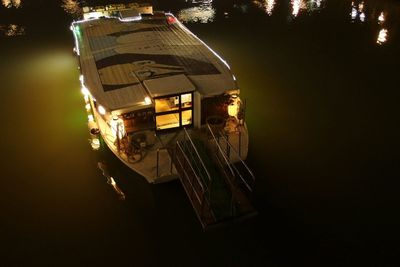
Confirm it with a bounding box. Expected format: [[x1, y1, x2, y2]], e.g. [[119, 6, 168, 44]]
[[155, 96, 179, 113], [182, 110, 192, 126], [181, 93, 192, 108], [154, 92, 193, 130], [156, 113, 180, 130]]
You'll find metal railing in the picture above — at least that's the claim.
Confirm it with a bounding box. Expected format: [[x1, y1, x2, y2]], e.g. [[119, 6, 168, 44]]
[[208, 124, 256, 193]]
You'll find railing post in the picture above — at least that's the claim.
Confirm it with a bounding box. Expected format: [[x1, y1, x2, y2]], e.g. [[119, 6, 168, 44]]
[[226, 133, 230, 160], [238, 129, 242, 157], [156, 148, 160, 178]]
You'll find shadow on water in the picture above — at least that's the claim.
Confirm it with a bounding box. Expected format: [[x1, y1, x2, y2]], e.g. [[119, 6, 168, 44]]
[[1, 0, 400, 265]]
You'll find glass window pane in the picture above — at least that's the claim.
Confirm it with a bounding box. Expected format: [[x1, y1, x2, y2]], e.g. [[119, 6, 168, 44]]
[[156, 113, 180, 130], [155, 96, 179, 113], [182, 110, 192, 126], [181, 93, 192, 108]]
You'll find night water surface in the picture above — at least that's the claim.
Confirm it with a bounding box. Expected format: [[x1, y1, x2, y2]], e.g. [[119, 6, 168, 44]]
[[1, 0, 400, 265]]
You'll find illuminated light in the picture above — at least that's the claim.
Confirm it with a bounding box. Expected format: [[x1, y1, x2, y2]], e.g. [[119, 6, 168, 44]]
[[98, 105, 106, 115], [119, 15, 142, 22], [71, 23, 81, 56], [167, 16, 177, 24], [378, 12, 385, 23], [81, 85, 90, 96], [377, 28, 388, 45], [228, 103, 238, 117], [144, 96, 152, 105], [174, 16, 231, 70], [359, 12, 365, 22], [232, 75, 236, 81], [85, 103, 91, 111], [88, 114, 94, 122], [91, 138, 101, 150], [83, 11, 106, 20], [84, 95, 89, 103]]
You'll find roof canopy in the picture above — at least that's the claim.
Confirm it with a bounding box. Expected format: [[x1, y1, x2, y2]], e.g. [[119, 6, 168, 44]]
[[144, 74, 195, 98]]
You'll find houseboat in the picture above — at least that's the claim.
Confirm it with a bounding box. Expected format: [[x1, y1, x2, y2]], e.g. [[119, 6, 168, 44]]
[[71, 2, 256, 229]]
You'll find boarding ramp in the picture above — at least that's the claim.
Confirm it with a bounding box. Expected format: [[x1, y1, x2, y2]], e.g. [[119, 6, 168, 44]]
[[172, 126, 256, 230]]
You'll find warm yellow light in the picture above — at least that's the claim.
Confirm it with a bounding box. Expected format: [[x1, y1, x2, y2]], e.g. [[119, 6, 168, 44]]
[[91, 138, 100, 150], [81, 85, 90, 96], [85, 103, 91, 111], [84, 95, 89, 103], [228, 103, 238, 117], [144, 96, 152, 105], [88, 114, 94, 122], [98, 105, 106, 115]]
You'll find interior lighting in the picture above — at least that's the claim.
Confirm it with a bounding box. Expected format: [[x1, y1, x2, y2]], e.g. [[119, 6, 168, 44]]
[[85, 103, 91, 111]]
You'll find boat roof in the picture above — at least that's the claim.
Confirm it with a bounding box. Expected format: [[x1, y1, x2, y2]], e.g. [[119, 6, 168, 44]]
[[73, 12, 237, 112]]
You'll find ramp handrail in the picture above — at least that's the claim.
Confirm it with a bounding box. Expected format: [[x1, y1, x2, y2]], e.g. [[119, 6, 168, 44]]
[[209, 124, 256, 193], [175, 142, 206, 204], [182, 128, 212, 186]]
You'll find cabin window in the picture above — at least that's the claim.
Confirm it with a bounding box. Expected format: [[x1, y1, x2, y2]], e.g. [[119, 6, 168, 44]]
[[155, 92, 193, 130], [155, 96, 179, 113]]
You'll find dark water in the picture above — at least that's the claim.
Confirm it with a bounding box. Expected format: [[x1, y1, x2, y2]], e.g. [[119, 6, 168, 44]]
[[1, 0, 400, 265]]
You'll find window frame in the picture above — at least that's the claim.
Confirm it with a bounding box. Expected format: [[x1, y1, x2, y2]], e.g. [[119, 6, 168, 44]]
[[154, 91, 194, 131]]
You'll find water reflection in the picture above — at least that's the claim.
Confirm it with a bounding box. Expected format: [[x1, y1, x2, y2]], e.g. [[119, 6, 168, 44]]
[[307, 0, 323, 11], [378, 12, 384, 24], [376, 28, 388, 45], [291, 0, 306, 17], [0, 24, 25, 36], [350, 1, 366, 22], [178, 1, 216, 23], [61, 0, 82, 18], [253, 0, 276, 15], [2, 0, 21, 8]]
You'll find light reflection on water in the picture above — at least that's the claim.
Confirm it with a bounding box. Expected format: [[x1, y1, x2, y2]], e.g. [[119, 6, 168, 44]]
[[291, 0, 306, 17], [2, 0, 21, 8], [253, 0, 276, 15], [61, 0, 81, 18], [0, 24, 25, 36], [177, 1, 216, 23]]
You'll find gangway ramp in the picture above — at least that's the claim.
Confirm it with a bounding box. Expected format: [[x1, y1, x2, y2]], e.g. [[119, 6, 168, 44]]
[[171, 126, 256, 230]]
